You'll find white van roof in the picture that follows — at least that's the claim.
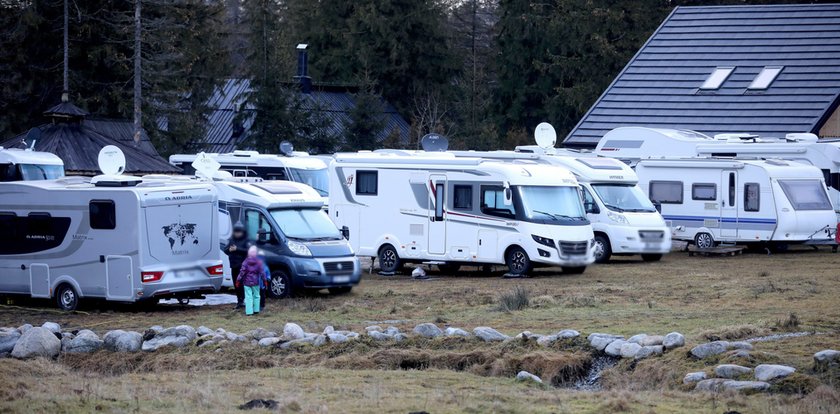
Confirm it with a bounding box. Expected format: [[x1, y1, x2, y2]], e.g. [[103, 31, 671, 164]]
[[636, 157, 824, 179], [0, 148, 64, 166], [170, 151, 327, 170], [215, 180, 324, 209]]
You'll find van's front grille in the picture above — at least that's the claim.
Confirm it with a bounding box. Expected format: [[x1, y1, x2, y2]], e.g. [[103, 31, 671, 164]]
[[323, 261, 354, 275], [639, 230, 665, 241], [559, 241, 588, 256]]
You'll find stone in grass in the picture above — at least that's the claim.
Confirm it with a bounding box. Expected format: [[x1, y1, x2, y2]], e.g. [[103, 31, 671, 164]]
[[444, 327, 470, 338], [197, 326, 214, 337], [640, 335, 664, 347], [635, 345, 664, 360], [64, 331, 104, 353], [41, 322, 61, 334], [728, 341, 753, 351], [414, 323, 443, 338], [662, 332, 685, 349], [384, 326, 401, 336], [694, 378, 728, 392], [690, 341, 730, 359], [588, 333, 623, 351], [258, 337, 282, 347], [619, 342, 643, 359], [0, 329, 21, 353], [515, 371, 543, 384], [627, 334, 648, 344], [365, 325, 383, 333], [103, 330, 143, 352], [754, 364, 795, 382], [604, 339, 627, 357], [369, 331, 394, 341], [714, 364, 753, 379], [283, 323, 306, 340], [722, 380, 770, 392], [683, 371, 707, 384], [814, 350, 840, 371], [11, 327, 61, 359], [394, 333, 408, 343], [473, 327, 509, 342], [142, 335, 192, 352], [557, 329, 580, 339]]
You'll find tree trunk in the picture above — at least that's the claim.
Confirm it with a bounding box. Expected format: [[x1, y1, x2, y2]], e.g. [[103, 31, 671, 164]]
[[133, 0, 142, 145]]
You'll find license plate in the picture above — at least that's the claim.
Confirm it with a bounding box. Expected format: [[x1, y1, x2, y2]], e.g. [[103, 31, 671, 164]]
[[333, 276, 350, 283], [643, 243, 658, 251]]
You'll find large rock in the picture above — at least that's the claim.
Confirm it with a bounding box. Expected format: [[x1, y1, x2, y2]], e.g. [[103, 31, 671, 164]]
[[444, 327, 470, 337], [728, 341, 753, 351], [515, 370, 543, 384], [384, 326, 401, 336], [714, 364, 752, 379], [103, 330, 143, 352], [722, 380, 770, 392], [635, 345, 664, 360], [0, 329, 21, 353], [662, 332, 685, 349], [640, 335, 664, 347], [604, 339, 628, 357], [365, 325, 383, 332], [690, 341, 729, 359], [814, 350, 840, 371], [327, 333, 348, 343], [279, 337, 315, 349], [323, 326, 335, 335], [283, 323, 306, 340], [473, 327, 509, 342], [619, 342, 643, 359], [557, 329, 580, 339], [197, 326, 214, 337], [694, 378, 728, 392], [142, 335, 192, 352], [627, 334, 648, 344], [64, 332, 104, 353], [683, 371, 707, 384], [393, 333, 408, 342], [369, 331, 394, 341], [247, 328, 278, 341], [11, 327, 61, 359], [258, 337, 281, 347], [754, 364, 795, 381], [158, 325, 197, 341], [588, 333, 623, 351], [41, 322, 61, 334], [18, 324, 33, 334], [414, 323, 443, 338]]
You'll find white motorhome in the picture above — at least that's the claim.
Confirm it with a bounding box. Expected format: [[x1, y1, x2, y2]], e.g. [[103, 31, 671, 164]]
[[329, 151, 596, 276], [0, 147, 65, 181], [635, 158, 836, 248], [0, 147, 223, 310], [594, 127, 840, 217]]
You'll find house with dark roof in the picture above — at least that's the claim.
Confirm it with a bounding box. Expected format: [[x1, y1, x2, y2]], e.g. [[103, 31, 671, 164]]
[[191, 46, 410, 154], [564, 3, 840, 148], [0, 99, 179, 175]]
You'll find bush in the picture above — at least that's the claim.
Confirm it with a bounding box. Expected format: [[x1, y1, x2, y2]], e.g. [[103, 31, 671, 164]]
[[497, 286, 530, 312]]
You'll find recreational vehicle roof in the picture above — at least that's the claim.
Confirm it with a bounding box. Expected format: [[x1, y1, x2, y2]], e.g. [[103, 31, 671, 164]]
[[636, 158, 824, 178], [0, 147, 64, 166], [170, 151, 326, 170], [5, 176, 217, 206], [213, 179, 324, 210], [594, 127, 713, 161]]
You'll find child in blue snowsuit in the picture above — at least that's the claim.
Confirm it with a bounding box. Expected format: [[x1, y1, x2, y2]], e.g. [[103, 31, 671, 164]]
[[258, 250, 271, 309]]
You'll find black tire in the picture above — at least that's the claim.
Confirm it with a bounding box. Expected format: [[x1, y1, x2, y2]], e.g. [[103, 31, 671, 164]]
[[694, 232, 715, 249], [505, 246, 531, 276], [437, 264, 461, 274], [55, 284, 79, 311], [268, 269, 292, 299], [378, 245, 401, 273], [641, 254, 662, 262], [562, 266, 587, 275], [593, 234, 612, 264], [328, 286, 353, 295]]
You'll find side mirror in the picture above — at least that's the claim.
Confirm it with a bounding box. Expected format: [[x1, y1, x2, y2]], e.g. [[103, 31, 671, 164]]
[[257, 229, 274, 244], [503, 188, 512, 206], [584, 202, 599, 215], [340, 225, 350, 240], [653, 201, 662, 213]]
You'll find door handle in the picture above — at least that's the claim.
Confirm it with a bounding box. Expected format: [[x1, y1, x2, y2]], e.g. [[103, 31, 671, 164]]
[[479, 239, 482, 246]]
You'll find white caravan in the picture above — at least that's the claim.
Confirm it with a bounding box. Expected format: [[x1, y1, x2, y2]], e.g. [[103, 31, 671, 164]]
[[329, 151, 596, 276], [635, 158, 836, 248], [594, 127, 840, 217], [0, 147, 65, 181], [0, 147, 223, 310]]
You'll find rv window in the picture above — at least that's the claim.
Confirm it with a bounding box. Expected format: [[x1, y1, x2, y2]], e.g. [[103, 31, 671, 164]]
[[356, 170, 378, 195], [821, 170, 840, 192], [245, 210, 274, 242], [581, 187, 599, 214], [779, 180, 833, 211], [0, 164, 18, 181], [0, 213, 16, 240], [89, 200, 116, 230], [453, 185, 473, 210], [0, 214, 70, 255], [480, 186, 515, 219], [649, 181, 683, 204], [434, 183, 444, 220], [692, 183, 716, 201], [744, 183, 760, 212], [728, 173, 736, 207]]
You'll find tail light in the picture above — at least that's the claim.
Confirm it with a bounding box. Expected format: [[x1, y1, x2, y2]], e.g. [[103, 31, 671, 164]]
[[141, 271, 164, 283], [206, 264, 224, 276], [835, 223, 840, 243]]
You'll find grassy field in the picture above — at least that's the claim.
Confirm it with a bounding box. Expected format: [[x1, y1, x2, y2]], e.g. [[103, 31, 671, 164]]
[[1, 247, 839, 413]]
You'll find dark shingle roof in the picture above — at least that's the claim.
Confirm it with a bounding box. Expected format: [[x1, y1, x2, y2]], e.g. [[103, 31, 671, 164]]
[[190, 79, 410, 153], [564, 3, 840, 147]]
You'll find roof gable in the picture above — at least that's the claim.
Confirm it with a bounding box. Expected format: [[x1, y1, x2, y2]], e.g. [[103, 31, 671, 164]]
[[564, 3, 840, 147]]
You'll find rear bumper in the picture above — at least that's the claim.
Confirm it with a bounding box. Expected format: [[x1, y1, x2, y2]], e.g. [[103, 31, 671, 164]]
[[139, 263, 223, 299], [290, 256, 362, 288], [608, 227, 672, 254]]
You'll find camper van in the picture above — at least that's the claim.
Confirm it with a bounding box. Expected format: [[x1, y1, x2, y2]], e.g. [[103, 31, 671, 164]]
[[0, 147, 65, 181], [635, 158, 836, 248], [329, 151, 596, 276], [169, 148, 329, 202], [210, 178, 360, 297], [594, 127, 840, 217], [0, 147, 223, 310]]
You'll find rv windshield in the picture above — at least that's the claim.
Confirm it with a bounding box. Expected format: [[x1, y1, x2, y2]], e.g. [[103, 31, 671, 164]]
[[592, 184, 656, 213], [288, 168, 329, 196], [19, 164, 64, 180], [779, 180, 833, 211], [269, 208, 341, 240], [516, 186, 587, 224]]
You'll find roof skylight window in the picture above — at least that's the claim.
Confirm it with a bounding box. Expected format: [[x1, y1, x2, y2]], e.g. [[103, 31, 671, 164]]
[[748, 66, 783, 90], [700, 67, 734, 90]]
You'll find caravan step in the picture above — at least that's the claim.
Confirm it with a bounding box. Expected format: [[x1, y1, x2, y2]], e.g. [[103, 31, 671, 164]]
[[687, 246, 745, 257]]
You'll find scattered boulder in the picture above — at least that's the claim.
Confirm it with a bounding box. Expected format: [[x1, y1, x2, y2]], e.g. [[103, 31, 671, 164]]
[[365, 325, 383, 333], [728, 341, 753, 351], [11, 327, 61, 359], [103, 330, 143, 352], [662, 332, 685, 349], [619, 342, 642, 359], [414, 323, 443, 338], [640, 335, 664, 347], [730, 350, 752, 359], [557, 329, 580, 339], [722, 380, 770, 392], [754, 364, 795, 382], [369, 331, 394, 341], [246, 328, 278, 341], [142, 335, 192, 352], [690, 341, 729, 359], [604, 339, 628, 357], [149, 325, 164, 333], [384, 326, 401, 336], [64, 331, 104, 353], [627, 334, 648, 344], [588, 333, 623, 351], [473, 327, 508, 342], [444, 327, 470, 337], [715, 364, 752, 379], [814, 350, 840, 371], [279, 337, 314, 350], [258, 337, 281, 347], [635, 345, 664, 360], [0, 329, 21, 353], [283, 323, 306, 340], [197, 326, 214, 337], [225, 332, 247, 342], [694, 378, 728, 392], [327, 333, 348, 343], [157, 325, 197, 341], [536, 335, 558, 347], [323, 326, 335, 335], [18, 324, 33, 334], [683, 371, 707, 384], [515, 370, 543, 384], [394, 333, 408, 342], [313, 335, 328, 347], [41, 322, 61, 334]]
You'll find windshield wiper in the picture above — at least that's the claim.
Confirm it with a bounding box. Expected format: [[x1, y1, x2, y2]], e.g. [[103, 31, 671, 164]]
[[532, 210, 558, 220], [603, 203, 626, 213]]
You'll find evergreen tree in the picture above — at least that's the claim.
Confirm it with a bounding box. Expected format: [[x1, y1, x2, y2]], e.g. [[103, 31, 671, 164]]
[[342, 83, 386, 151]]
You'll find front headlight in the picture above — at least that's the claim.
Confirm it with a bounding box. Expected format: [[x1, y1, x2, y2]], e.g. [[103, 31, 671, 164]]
[[607, 211, 629, 225], [287, 240, 312, 256], [531, 234, 555, 248]]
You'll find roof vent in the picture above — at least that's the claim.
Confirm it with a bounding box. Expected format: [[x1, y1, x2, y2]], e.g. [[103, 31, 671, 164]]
[[785, 133, 818, 143]]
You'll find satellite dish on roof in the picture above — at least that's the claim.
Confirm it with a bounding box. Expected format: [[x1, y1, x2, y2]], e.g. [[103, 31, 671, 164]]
[[534, 123, 557, 149], [98, 145, 126, 176], [420, 133, 449, 152], [192, 152, 221, 179], [279, 141, 294, 156]]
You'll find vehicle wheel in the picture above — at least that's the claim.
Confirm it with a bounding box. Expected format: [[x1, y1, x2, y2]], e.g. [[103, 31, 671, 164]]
[[562, 266, 587, 275], [328, 286, 353, 295], [694, 232, 715, 249], [437, 263, 461, 274], [505, 246, 531, 276], [378, 245, 401, 273], [177, 298, 190, 306], [593, 235, 611, 264], [55, 284, 79, 311], [268, 269, 292, 299], [641, 254, 662, 262]]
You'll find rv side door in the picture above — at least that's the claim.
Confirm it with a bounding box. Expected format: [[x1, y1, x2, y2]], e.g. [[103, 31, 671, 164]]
[[428, 174, 447, 255], [720, 171, 738, 239]]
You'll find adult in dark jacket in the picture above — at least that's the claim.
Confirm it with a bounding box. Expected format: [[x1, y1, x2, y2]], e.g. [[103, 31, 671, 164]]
[[224, 222, 250, 309]]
